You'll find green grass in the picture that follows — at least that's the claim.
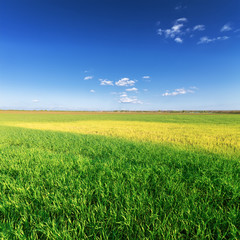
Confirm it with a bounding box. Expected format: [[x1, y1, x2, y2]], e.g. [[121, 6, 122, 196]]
[[0, 113, 240, 239], [1, 112, 240, 125]]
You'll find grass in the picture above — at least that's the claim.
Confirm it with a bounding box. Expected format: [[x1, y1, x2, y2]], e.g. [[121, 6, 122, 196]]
[[1, 111, 240, 124], [0, 112, 239, 239], [2, 120, 240, 158]]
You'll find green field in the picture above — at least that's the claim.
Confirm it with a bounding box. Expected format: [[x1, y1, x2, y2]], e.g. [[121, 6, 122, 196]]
[[0, 112, 239, 239]]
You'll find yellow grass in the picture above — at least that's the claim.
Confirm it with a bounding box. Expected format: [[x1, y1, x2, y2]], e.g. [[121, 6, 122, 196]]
[[3, 120, 240, 156]]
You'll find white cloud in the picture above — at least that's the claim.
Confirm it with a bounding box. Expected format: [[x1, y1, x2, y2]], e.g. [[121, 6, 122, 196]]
[[216, 36, 229, 40], [120, 92, 127, 97], [175, 5, 187, 11], [118, 92, 142, 104], [193, 25, 205, 31], [142, 76, 151, 82], [32, 99, 39, 103], [157, 18, 190, 42], [143, 89, 148, 92], [175, 5, 181, 10], [175, 5, 182, 10], [157, 19, 236, 44], [90, 89, 95, 93], [157, 18, 207, 44], [119, 96, 142, 104], [176, 18, 188, 23], [172, 23, 184, 32], [168, 24, 183, 38], [197, 36, 215, 44], [115, 78, 136, 87], [84, 76, 93, 80], [197, 36, 229, 44], [174, 37, 183, 43], [189, 86, 198, 90], [126, 87, 138, 92], [158, 23, 185, 39], [99, 79, 114, 86], [162, 87, 196, 96], [221, 23, 232, 32]]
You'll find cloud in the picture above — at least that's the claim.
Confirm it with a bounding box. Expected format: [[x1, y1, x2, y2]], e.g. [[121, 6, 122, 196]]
[[158, 22, 185, 39], [168, 24, 184, 38], [90, 89, 95, 93], [162, 87, 195, 96], [115, 78, 136, 87], [84, 76, 93, 80], [157, 19, 237, 44], [189, 86, 198, 90], [32, 99, 39, 103], [157, 18, 207, 44], [197, 36, 229, 44], [221, 23, 232, 32], [120, 92, 127, 97], [142, 76, 151, 82], [193, 25, 205, 31], [175, 18, 188, 23], [175, 5, 187, 11], [197, 36, 214, 44], [174, 37, 183, 43], [99, 79, 114, 86], [118, 92, 142, 104], [119, 96, 142, 104], [216, 36, 229, 40], [126, 87, 138, 92], [175, 5, 182, 10], [157, 18, 191, 42]]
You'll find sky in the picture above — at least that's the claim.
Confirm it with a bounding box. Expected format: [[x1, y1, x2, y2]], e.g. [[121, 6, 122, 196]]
[[0, 0, 240, 111]]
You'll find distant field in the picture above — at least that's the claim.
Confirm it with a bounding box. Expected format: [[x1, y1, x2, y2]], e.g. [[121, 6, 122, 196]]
[[0, 112, 239, 239]]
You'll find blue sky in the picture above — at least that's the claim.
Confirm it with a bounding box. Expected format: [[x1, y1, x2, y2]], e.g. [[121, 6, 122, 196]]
[[0, 0, 239, 110]]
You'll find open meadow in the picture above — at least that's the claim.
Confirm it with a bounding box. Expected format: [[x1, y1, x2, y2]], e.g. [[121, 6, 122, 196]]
[[0, 111, 239, 239]]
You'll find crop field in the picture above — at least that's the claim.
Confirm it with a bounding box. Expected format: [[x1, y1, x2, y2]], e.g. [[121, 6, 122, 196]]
[[0, 111, 239, 239]]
